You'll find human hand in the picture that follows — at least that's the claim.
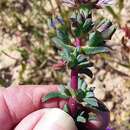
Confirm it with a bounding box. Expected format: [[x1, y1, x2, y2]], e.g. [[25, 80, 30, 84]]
[[0, 85, 110, 130]]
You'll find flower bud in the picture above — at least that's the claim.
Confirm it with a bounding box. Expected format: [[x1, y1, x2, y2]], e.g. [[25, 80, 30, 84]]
[[101, 25, 116, 40], [97, 19, 112, 32], [97, 0, 114, 6], [50, 16, 64, 29], [62, 0, 113, 7], [97, 19, 116, 40]]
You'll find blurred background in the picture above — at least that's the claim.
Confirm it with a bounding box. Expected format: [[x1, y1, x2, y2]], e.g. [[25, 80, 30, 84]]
[[0, 0, 130, 129]]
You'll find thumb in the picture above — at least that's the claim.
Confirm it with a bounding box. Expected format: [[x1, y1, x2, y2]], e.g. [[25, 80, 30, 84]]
[[15, 108, 77, 130]]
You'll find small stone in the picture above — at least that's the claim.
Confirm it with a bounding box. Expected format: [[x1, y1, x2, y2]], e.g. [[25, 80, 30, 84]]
[[105, 101, 114, 110], [122, 92, 130, 108], [110, 112, 115, 122], [92, 80, 106, 100]]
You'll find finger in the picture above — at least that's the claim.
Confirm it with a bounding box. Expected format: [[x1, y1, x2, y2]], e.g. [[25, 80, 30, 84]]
[[15, 108, 77, 130], [0, 85, 66, 130], [14, 109, 50, 130]]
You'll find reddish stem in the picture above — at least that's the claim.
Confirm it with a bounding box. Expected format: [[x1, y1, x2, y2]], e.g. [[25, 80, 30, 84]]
[[71, 69, 78, 90], [69, 38, 81, 117]]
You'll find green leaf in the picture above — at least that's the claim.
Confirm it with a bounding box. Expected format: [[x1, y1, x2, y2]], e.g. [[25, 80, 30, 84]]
[[77, 55, 87, 64], [43, 92, 69, 102], [86, 91, 94, 98], [78, 78, 87, 91], [69, 53, 78, 68], [63, 104, 69, 113], [78, 78, 84, 89], [81, 99, 108, 112], [88, 31, 104, 47], [82, 46, 109, 55], [74, 23, 83, 37], [79, 68, 93, 78], [59, 49, 71, 62], [74, 19, 93, 37], [56, 29, 70, 44], [78, 61, 93, 69], [52, 37, 74, 52], [83, 97, 98, 107], [59, 85, 72, 96], [77, 115, 86, 123], [80, 4, 92, 15], [82, 19, 94, 33], [76, 89, 86, 101]]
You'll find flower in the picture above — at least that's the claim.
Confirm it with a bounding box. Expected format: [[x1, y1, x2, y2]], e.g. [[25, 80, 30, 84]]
[[62, 0, 114, 7], [106, 127, 114, 130], [50, 16, 64, 29], [97, 0, 114, 6], [62, 0, 75, 7], [97, 19, 116, 40]]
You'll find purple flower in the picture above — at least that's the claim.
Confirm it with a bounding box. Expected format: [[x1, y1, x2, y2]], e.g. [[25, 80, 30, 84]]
[[62, 0, 75, 7], [50, 16, 64, 29], [97, 0, 114, 6], [106, 127, 114, 130], [97, 19, 116, 40], [61, 0, 114, 7]]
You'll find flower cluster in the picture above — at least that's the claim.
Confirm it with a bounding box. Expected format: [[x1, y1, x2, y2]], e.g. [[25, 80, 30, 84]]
[[62, 0, 114, 7]]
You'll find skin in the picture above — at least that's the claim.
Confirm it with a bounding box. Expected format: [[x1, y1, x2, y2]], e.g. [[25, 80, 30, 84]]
[[0, 85, 110, 130]]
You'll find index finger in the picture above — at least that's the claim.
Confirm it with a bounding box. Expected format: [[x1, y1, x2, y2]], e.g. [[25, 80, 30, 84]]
[[0, 85, 63, 130]]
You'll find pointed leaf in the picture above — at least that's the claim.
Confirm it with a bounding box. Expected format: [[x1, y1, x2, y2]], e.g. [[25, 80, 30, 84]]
[[88, 31, 104, 47], [59, 49, 71, 61], [52, 37, 74, 52], [81, 81, 87, 91], [78, 61, 93, 69], [43, 92, 69, 102], [78, 78, 84, 89], [56, 29, 70, 44], [82, 19, 94, 33], [82, 46, 109, 55], [81, 99, 108, 112], [60, 85, 72, 96], [77, 54, 87, 64], [86, 91, 95, 98], [77, 115, 86, 123], [76, 89, 86, 101], [79, 68, 93, 78], [83, 97, 98, 107], [63, 104, 70, 113]]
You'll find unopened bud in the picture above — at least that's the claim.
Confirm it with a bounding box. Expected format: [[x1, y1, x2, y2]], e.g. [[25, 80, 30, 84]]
[[97, 19, 112, 32], [101, 25, 116, 40]]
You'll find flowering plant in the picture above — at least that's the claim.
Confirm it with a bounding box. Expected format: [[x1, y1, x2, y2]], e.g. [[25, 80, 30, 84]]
[[42, 0, 116, 129]]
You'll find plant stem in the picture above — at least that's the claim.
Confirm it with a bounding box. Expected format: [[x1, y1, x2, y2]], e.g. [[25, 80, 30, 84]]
[[69, 38, 81, 117], [71, 38, 81, 90], [71, 69, 78, 90]]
